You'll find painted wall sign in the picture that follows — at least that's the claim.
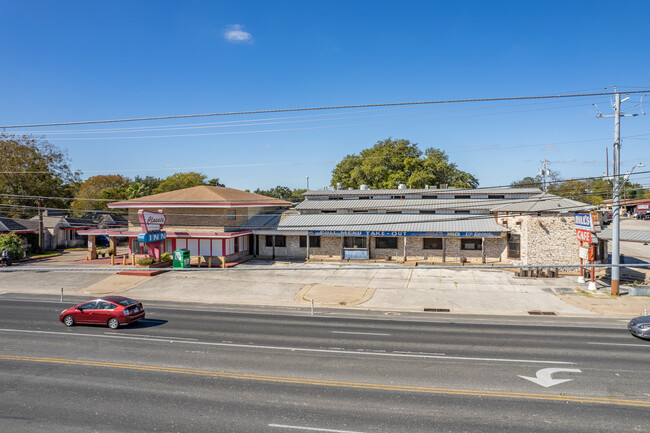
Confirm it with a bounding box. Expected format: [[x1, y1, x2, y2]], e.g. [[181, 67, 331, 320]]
[[343, 248, 368, 259], [308, 230, 502, 238], [575, 229, 592, 243], [138, 231, 167, 244], [138, 210, 166, 233], [574, 213, 595, 232]]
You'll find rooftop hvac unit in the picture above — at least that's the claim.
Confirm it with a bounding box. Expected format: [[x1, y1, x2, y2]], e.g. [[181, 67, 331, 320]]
[[336, 182, 342, 190], [360, 184, 369, 190], [439, 184, 447, 189], [398, 184, 406, 190]]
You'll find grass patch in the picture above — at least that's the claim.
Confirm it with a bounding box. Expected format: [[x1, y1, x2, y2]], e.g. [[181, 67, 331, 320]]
[[28, 252, 62, 259], [64, 248, 86, 251]]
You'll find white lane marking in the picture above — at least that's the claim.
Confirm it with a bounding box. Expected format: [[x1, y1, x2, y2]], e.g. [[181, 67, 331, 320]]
[[102, 332, 198, 341], [518, 368, 582, 388], [588, 341, 650, 348], [331, 331, 390, 336], [0, 328, 573, 365], [269, 424, 365, 433]]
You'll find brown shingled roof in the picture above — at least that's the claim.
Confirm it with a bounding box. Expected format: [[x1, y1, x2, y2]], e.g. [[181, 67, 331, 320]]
[[108, 185, 292, 208]]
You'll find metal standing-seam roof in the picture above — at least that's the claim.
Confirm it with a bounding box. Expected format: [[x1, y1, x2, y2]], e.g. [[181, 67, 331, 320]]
[[271, 213, 505, 233], [303, 187, 541, 197], [597, 228, 650, 243], [489, 193, 594, 213], [296, 198, 520, 211]]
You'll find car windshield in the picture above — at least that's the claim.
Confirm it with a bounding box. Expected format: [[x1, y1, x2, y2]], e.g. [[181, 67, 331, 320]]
[[115, 298, 138, 307]]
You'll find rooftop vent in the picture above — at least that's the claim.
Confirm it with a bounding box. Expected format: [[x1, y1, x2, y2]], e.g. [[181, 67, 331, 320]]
[[398, 184, 407, 190]]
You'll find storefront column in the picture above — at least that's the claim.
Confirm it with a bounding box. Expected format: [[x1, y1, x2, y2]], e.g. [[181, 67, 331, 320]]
[[306, 234, 310, 260], [272, 235, 276, 260], [366, 234, 370, 261], [442, 238, 446, 263], [403, 236, 407, 261], [482, 237, 486, 264], [253, 235, 257, 257], [109, 237, 117, 254], [88, 235, 97, 260]]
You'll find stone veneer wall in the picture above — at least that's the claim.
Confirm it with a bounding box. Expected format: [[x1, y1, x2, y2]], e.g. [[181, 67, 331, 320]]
[[256, 234, 506, 262], [499, 213, 579, 265]]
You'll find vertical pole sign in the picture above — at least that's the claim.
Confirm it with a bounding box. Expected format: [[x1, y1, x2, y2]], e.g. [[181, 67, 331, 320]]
[[574, 213, 596, 290]]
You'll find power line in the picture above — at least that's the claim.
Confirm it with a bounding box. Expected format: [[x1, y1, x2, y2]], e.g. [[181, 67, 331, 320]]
[[2, 90, 648, 129]]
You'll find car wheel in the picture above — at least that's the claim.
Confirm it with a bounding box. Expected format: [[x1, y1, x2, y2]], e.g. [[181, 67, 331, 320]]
[[107, 318, 120, 329], [63, 315, 74, 327]]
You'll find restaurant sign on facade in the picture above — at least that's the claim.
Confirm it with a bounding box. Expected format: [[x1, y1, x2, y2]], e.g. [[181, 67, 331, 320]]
[[308, 230, 502, 238]]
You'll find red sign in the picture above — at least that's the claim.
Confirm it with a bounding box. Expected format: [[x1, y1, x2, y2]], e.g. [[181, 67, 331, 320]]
[[138, 210, 166, 233], [576, 229, 592, 243]]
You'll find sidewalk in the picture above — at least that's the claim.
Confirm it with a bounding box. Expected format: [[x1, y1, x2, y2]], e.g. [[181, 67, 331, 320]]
[[2, 261, 650, 317]]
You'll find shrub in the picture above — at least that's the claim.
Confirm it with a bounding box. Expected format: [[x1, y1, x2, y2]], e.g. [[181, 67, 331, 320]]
[[161, 252, 171, 261], [0, 233, 26, 260], [106, 248, 114, 256], [137, 257, 155, 266]]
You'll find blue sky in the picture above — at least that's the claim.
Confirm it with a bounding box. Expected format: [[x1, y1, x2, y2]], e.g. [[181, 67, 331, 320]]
[[1, 1, 649, 191]]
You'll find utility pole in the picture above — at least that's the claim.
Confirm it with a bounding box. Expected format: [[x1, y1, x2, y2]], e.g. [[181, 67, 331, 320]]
[[539, 157, 550, 193], [37, 197, 44, 253], [306, 176, 309, 191], [598, 91, 638, 295]]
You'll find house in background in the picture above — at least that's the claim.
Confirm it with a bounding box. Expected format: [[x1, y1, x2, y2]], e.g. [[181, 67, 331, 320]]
[[28, 210, 93, 249]]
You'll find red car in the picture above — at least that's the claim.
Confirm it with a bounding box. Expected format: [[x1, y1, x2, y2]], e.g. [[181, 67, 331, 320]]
[[59, 296, 145, 329]]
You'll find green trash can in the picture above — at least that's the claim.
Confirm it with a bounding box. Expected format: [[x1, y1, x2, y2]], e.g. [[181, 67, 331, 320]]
[[173, 249, 191, 269]]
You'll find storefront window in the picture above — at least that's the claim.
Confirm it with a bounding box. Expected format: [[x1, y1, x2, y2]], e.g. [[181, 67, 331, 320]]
[[461, 238, 481, 250], [265, 235, 286, 247], [299, 236, 321, 248], [423, 238, 443, 250], [507, 234, 520, 259], [343, 237, 366, 249], [234, 237, 239, 252], [375, 237, 397, 249]]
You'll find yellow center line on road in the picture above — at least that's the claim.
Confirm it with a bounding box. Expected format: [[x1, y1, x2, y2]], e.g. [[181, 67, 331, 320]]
[[2, 354, 649, 408]]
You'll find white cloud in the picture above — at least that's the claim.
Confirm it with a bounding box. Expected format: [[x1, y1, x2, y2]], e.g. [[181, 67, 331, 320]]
[[564, 158, 576, 163], [224, 24, 253, 43]]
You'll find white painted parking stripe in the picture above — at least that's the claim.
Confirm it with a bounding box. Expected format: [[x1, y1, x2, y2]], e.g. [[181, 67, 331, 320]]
[[588, 341, 650, 348], [0, 328, 573, 365], [331, 331, 390, 336], [269, 424, 365, 433]]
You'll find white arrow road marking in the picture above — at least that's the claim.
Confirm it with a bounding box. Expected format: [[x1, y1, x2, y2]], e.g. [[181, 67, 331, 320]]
[[519, 368, 582, 388]]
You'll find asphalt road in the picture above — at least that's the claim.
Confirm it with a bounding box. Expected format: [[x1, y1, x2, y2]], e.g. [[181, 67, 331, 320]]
[[1, 295, 649, 432]]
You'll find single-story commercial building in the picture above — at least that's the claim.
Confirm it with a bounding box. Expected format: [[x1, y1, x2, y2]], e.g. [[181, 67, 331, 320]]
[[246, 186, 598, 266]]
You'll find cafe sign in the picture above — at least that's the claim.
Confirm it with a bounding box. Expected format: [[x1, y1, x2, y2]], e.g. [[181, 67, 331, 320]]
[[576, 229, 592, 243]]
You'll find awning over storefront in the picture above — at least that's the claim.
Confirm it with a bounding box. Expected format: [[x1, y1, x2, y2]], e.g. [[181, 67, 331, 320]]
[[597, 228, 650, 243], [249, 213, 506, 237]]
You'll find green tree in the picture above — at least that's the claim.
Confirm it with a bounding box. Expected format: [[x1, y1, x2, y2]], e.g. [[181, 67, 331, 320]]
[[331, 138, 478, 189], [254, 186, 293, 201], [0, 232, 25, 260], [127, 176, 162, 198], [152, 172, 223, 194], [70, 175, 131, 212], [0, 133, 80, 218]]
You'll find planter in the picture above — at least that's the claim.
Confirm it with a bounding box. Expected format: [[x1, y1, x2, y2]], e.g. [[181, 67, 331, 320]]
[[136, 259, 172, 268]]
